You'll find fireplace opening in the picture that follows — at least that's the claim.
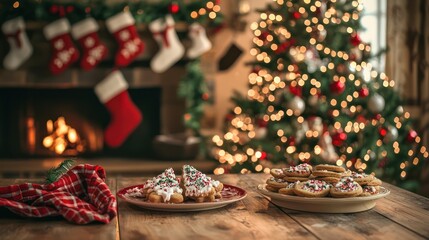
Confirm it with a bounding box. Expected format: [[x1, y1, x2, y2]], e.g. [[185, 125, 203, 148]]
[[0, 87, 161, 158]]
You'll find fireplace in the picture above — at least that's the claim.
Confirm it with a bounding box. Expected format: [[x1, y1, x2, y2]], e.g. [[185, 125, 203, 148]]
[[0, 87, 162, 158]]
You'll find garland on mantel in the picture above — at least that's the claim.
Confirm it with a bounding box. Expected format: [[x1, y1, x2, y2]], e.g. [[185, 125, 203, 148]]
[[0, 0, 223, 26]]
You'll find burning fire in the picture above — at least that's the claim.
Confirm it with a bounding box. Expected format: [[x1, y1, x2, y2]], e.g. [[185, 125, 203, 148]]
[[43, 117, 85, 155]]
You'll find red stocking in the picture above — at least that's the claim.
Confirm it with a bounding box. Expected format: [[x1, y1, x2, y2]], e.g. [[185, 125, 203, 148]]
[[94, 71, 143, 148], [106, 12, 145, 67], [71, 18, 108, 71], [43, 18, 79, 75]]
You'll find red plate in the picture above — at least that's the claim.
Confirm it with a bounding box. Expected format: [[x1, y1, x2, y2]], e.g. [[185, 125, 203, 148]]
[[117, 184, 247, 212]]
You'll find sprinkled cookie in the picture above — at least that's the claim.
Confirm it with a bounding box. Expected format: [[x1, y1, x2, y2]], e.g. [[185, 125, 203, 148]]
[[314, 164, 345, 173], [330, 177, 362, 198], [293, 180, 331, 197], [360, 185, 380, 196], [312, 169, 343, 178], [278, 182, 297, 195], [266, 177, 289, 189], [350, 171, 374, 185], [146, 168, 184, 203], [270, 168, 286, 178], [182, 165, 223, 202], [284, 163, 312, 177]]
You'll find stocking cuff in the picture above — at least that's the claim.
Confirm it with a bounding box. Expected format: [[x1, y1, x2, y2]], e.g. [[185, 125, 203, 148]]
[[2, 17, 25, 34], [106, 11, 135, 33], [44, 18, 71, 40], [95, 71, 129, 103], [149, 14, 175, 32], [71, 18, 99, 40]]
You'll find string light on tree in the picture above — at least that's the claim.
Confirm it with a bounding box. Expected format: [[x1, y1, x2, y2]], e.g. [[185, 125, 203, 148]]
[[211, 0, 427, 192]]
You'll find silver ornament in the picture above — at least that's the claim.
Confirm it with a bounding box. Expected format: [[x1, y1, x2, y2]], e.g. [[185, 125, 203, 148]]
[[384, 126, 398, 143], [288, 96, 305, 115], [397, 106, 404, 115], [368, 93, 385, 113]]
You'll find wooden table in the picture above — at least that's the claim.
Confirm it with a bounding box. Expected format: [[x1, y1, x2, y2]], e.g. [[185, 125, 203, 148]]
[[1, 174, 429, 240]]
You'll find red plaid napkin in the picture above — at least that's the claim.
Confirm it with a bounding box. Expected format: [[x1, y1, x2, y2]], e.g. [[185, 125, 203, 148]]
[[0, 164, 117, 224]]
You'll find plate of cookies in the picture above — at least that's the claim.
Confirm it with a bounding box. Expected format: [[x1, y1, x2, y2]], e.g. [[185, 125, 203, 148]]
[[257, 163, 390, 213], [117, 165, 247, 212]]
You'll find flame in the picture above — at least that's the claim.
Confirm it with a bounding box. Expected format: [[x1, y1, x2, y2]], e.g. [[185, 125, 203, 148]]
[[43, 116, 84, 155]]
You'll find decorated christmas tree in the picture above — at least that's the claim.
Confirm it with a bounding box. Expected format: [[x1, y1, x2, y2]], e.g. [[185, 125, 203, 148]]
[[211, 0, 428, 191]]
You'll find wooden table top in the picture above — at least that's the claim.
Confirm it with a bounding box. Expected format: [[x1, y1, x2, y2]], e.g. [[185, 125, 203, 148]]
[[1, 174, 428, 240]]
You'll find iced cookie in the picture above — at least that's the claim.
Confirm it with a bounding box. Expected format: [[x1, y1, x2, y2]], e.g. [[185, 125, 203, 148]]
[[146, 168, 184, 203], [278, 182, 297, 195], [350, 171, 374, 185], [330, 177, 362, 198], [284, 163, 312, 177], [293, 180, 331, 197], [314, 164, 345, 173], [182, 165, 223, 202], [312, 169, 343, 178], [270, 168, 286, 178], [266, 177, 289, 189], [360, 185, 380, 196]]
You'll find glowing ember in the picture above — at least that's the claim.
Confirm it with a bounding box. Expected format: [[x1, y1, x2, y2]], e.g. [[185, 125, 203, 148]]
[[43, 117, 85, 155]]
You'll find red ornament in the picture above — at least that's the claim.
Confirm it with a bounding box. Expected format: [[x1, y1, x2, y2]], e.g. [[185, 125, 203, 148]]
[[59, 6, 66, 17], [292, 12, 301, 19], [260, 151, 267, 160], [379, 127, 387, 137], [49, 5, 59, 14], [85, 7, 91, 13], [288, 136, 296, 146], [332, 132, 347, 147], [258, 31, 269, 41], [289, 85, 302, 97], [275, 38, 296, 54], [407, 130, 418, 143], [168, 2, 180, 14], [257, 118, 268, 128], [224, 113, 234, 123], [356, 115, 367, 124], [330, 81, 345, 94], [359, 87, 369, 97], [202, 93, 209, 101], [66, 5, 74, 13], [373, 114, 382, 120], [350, 33, 361, 47]]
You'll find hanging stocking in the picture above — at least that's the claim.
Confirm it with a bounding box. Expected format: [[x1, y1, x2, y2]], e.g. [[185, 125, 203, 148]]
[[106, 11, 144, 67], [2, 17, 33, 70], [94, 71, 142, 148], [71, 18, 108, 71], [187, 23, 212, 59], [43, 18, 79, 75], [149, 15, 184, 73]]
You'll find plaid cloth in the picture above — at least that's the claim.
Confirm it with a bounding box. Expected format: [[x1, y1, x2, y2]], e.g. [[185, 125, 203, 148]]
[[0, 164, 117, 224]]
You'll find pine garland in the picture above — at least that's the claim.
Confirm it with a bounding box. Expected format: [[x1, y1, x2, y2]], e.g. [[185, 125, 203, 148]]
[[45, 159, 76, 184], [0, 0, 223, 26]]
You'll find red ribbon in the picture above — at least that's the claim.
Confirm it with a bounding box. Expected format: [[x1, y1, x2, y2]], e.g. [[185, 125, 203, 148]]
[[153, 26, 173, 47], [4, 29, 22, 48]]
